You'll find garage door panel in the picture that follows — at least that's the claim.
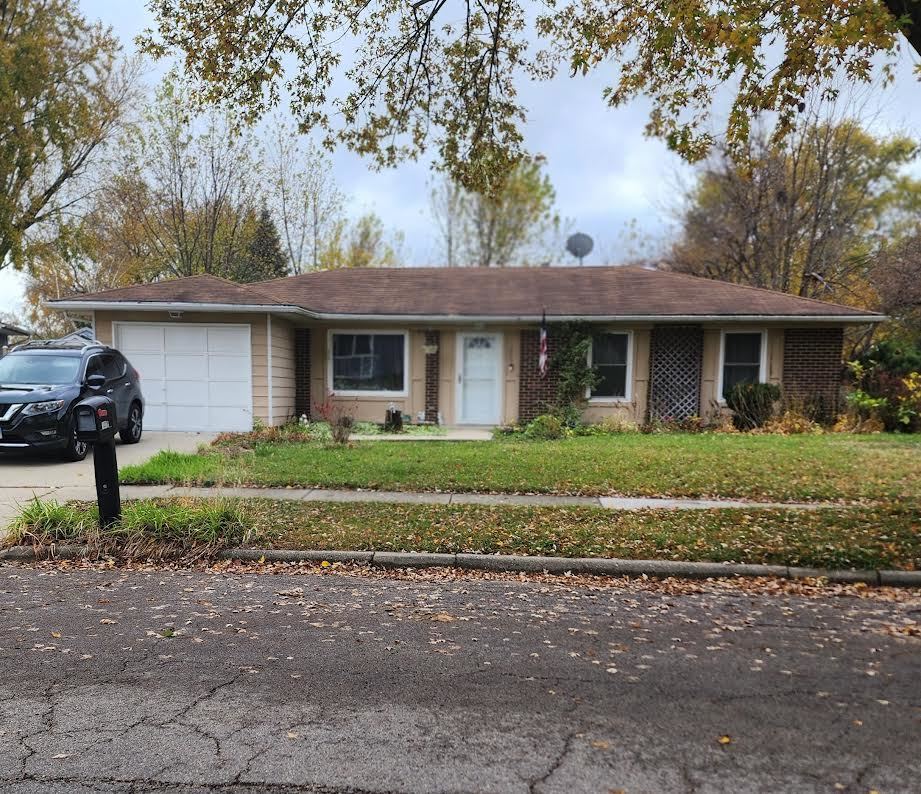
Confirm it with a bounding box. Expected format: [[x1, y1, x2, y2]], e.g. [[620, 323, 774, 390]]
[[142, 404, 167, 430], [115, 322, 252, 432], [166, 405, 209, 431], [165, 354, 209, 380], [208, 326, 248, 353], [209, 355, 250, 381], [208, 380, 250, 406], [209, 406, 252, 431], [165, 326, 207, 353], [118, 325, 163, 352], [166, 379, 210, 405], [126, 353, 165, 380]]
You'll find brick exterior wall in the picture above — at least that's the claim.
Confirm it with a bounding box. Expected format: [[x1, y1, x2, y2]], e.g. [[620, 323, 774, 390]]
[[518, 329, 558, 423], [782, 327, 845, 417], [424, 330, 440, 424], [294, 328, 312, 419]]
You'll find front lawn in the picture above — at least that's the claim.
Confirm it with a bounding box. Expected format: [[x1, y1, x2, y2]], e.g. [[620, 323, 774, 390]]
[[7, 498, 921, 570], [120, 433, 921, 503]]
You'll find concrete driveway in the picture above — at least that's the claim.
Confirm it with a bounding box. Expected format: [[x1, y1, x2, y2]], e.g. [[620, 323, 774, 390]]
[[0, 432, 214, 528]]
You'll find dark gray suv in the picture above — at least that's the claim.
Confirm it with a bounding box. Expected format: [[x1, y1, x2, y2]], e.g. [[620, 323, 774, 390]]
[[0, 336, 144, 461]]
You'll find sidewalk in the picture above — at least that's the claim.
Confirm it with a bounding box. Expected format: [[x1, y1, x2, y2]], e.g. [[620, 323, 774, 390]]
[[2, 483, 829, 523]]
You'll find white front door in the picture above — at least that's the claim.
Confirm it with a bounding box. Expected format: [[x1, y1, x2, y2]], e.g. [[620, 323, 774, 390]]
[[114, 322, 253, 432], [456, 333, 502, 425]]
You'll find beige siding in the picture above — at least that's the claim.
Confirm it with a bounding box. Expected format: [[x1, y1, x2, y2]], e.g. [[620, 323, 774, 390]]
[[93, 310, 270, 426], [270, 316, 296, 426]]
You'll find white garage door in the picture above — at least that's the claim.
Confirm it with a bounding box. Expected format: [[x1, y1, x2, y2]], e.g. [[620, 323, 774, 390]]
[[114, 323, 253, 432]]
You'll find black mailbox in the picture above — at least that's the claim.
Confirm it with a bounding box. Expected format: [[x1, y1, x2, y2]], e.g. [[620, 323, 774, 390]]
[[74, 396, 117, 443], [73, 395, 121, 527]]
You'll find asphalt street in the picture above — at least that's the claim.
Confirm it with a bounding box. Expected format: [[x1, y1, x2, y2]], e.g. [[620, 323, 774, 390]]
[[0, 565, 919, 793]]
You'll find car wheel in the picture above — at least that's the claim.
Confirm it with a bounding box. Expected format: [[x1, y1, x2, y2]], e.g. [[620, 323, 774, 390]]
[[63, 426, 89, 462], [119, 403, 143, 444]]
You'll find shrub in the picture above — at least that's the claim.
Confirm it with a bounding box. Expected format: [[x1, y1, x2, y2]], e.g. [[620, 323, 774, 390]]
[[524, 414, 566, 440], [854, 339, 921, 377], [761, 410, 824, 435], [313, 394, 355, 444], [725, 383, 781, 431]]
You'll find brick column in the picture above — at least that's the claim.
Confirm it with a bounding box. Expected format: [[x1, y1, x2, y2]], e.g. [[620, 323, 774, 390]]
[[294, 328, 312, 419], [782, 327, 844, 418], [518, 329, 558, 423], [424, 330, 440, 424]]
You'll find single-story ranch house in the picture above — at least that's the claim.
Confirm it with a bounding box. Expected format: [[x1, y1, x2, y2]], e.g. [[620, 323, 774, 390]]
[[48, 267, 884, 432]]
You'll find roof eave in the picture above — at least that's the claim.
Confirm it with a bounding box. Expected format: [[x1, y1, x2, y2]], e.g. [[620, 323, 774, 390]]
[[46, 301, 886, 324]]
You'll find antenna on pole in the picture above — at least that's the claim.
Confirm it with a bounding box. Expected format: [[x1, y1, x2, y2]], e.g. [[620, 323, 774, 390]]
[[565, 232, 594, 265]]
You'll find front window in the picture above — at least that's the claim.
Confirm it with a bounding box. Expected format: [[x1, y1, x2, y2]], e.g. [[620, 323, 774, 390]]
[[331, 332, 406, 393], [0, 354, 81, 385], [590, 333, 630, 400], [722, 332, 763, 398]]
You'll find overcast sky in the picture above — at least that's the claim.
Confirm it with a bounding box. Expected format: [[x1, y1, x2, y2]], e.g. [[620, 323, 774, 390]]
[[3, 2, 921, 318]]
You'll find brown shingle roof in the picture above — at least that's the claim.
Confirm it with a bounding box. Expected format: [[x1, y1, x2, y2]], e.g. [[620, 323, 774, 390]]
[[52, 267, 880, 319], [57, 274, 283, 306]]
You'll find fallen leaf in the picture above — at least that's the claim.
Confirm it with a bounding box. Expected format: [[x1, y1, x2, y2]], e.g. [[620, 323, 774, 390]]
[[100, 619, 117, 625], [591, 740, 610, 750], [718, 735, 732, 745], [50, 632, 61, 639]]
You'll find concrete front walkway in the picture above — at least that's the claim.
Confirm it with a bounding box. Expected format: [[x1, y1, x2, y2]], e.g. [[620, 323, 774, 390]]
[[8, 483, 828, 514], [352, 427, 494, 441]]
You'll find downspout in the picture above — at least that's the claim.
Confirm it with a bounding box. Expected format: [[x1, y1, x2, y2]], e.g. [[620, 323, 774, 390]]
[[267, 313, 274, 426]]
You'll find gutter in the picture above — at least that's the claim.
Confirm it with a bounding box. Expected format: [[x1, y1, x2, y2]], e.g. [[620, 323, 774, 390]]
[[46, 300, 888, 325]]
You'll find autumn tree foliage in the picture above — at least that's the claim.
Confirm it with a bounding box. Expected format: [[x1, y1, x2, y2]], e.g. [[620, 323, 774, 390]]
[[430, 159, 562, 267], [0, 0, 139, 272], [141, 0, 921, 193], [669, 116, 921, 308], [874, 233, 921, 341]]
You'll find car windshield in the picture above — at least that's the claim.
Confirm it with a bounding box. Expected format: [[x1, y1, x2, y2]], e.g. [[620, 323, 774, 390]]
[[0, 354, 81, 385]]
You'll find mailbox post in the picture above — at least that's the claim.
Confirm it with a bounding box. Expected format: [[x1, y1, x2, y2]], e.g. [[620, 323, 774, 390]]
[[74, 396, 121, 528]]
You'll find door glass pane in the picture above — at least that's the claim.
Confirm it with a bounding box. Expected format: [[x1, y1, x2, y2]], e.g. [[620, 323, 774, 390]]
[[461, 336, 499, 423]]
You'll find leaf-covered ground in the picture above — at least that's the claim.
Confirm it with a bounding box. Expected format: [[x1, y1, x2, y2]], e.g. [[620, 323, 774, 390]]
[[120, 433, 921, 503], [17, 498, 920, 571]]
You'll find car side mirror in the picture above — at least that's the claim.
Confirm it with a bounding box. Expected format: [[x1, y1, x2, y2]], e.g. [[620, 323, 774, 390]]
[[86, 374, 107, 390]]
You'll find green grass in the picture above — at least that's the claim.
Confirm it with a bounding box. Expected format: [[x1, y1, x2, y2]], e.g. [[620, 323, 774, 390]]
[[8, 497, 921, 570], [121, 433, 921, 503], [7, 498, 252, 558]]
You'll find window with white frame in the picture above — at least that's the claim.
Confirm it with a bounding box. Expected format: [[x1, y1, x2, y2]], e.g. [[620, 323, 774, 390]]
[[331, 332, 406, 393], [589, 332, 631, 400], [721, 332, 764, 399]]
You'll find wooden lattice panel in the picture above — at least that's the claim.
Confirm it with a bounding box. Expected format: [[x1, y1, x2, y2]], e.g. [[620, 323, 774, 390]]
[[648, 326, 703, 421]]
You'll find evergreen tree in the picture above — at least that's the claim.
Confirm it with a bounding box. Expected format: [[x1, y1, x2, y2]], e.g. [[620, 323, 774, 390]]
[[231, 207, 288, 282]]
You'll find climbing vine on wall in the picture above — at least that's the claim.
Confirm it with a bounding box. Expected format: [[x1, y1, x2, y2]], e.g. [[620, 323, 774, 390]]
[[549, 322, 600, 412]]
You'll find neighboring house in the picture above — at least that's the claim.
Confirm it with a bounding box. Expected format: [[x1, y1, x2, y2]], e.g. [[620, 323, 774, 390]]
[[47, 267, 884, 432], [0, 323, 30, 355]]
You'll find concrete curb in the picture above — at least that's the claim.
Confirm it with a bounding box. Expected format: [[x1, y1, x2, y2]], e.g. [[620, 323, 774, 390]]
[[2, 545, 920, 587]]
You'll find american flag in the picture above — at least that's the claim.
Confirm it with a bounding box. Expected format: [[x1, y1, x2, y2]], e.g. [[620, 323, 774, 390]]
[[538, 312, 548, 378]]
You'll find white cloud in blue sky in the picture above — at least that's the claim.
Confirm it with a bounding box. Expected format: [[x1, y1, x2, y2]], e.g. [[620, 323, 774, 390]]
[[2, 2, 920, 316]]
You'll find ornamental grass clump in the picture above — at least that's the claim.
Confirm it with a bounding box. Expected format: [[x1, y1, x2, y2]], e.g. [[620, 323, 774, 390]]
[[6, 498, 254, 560]]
